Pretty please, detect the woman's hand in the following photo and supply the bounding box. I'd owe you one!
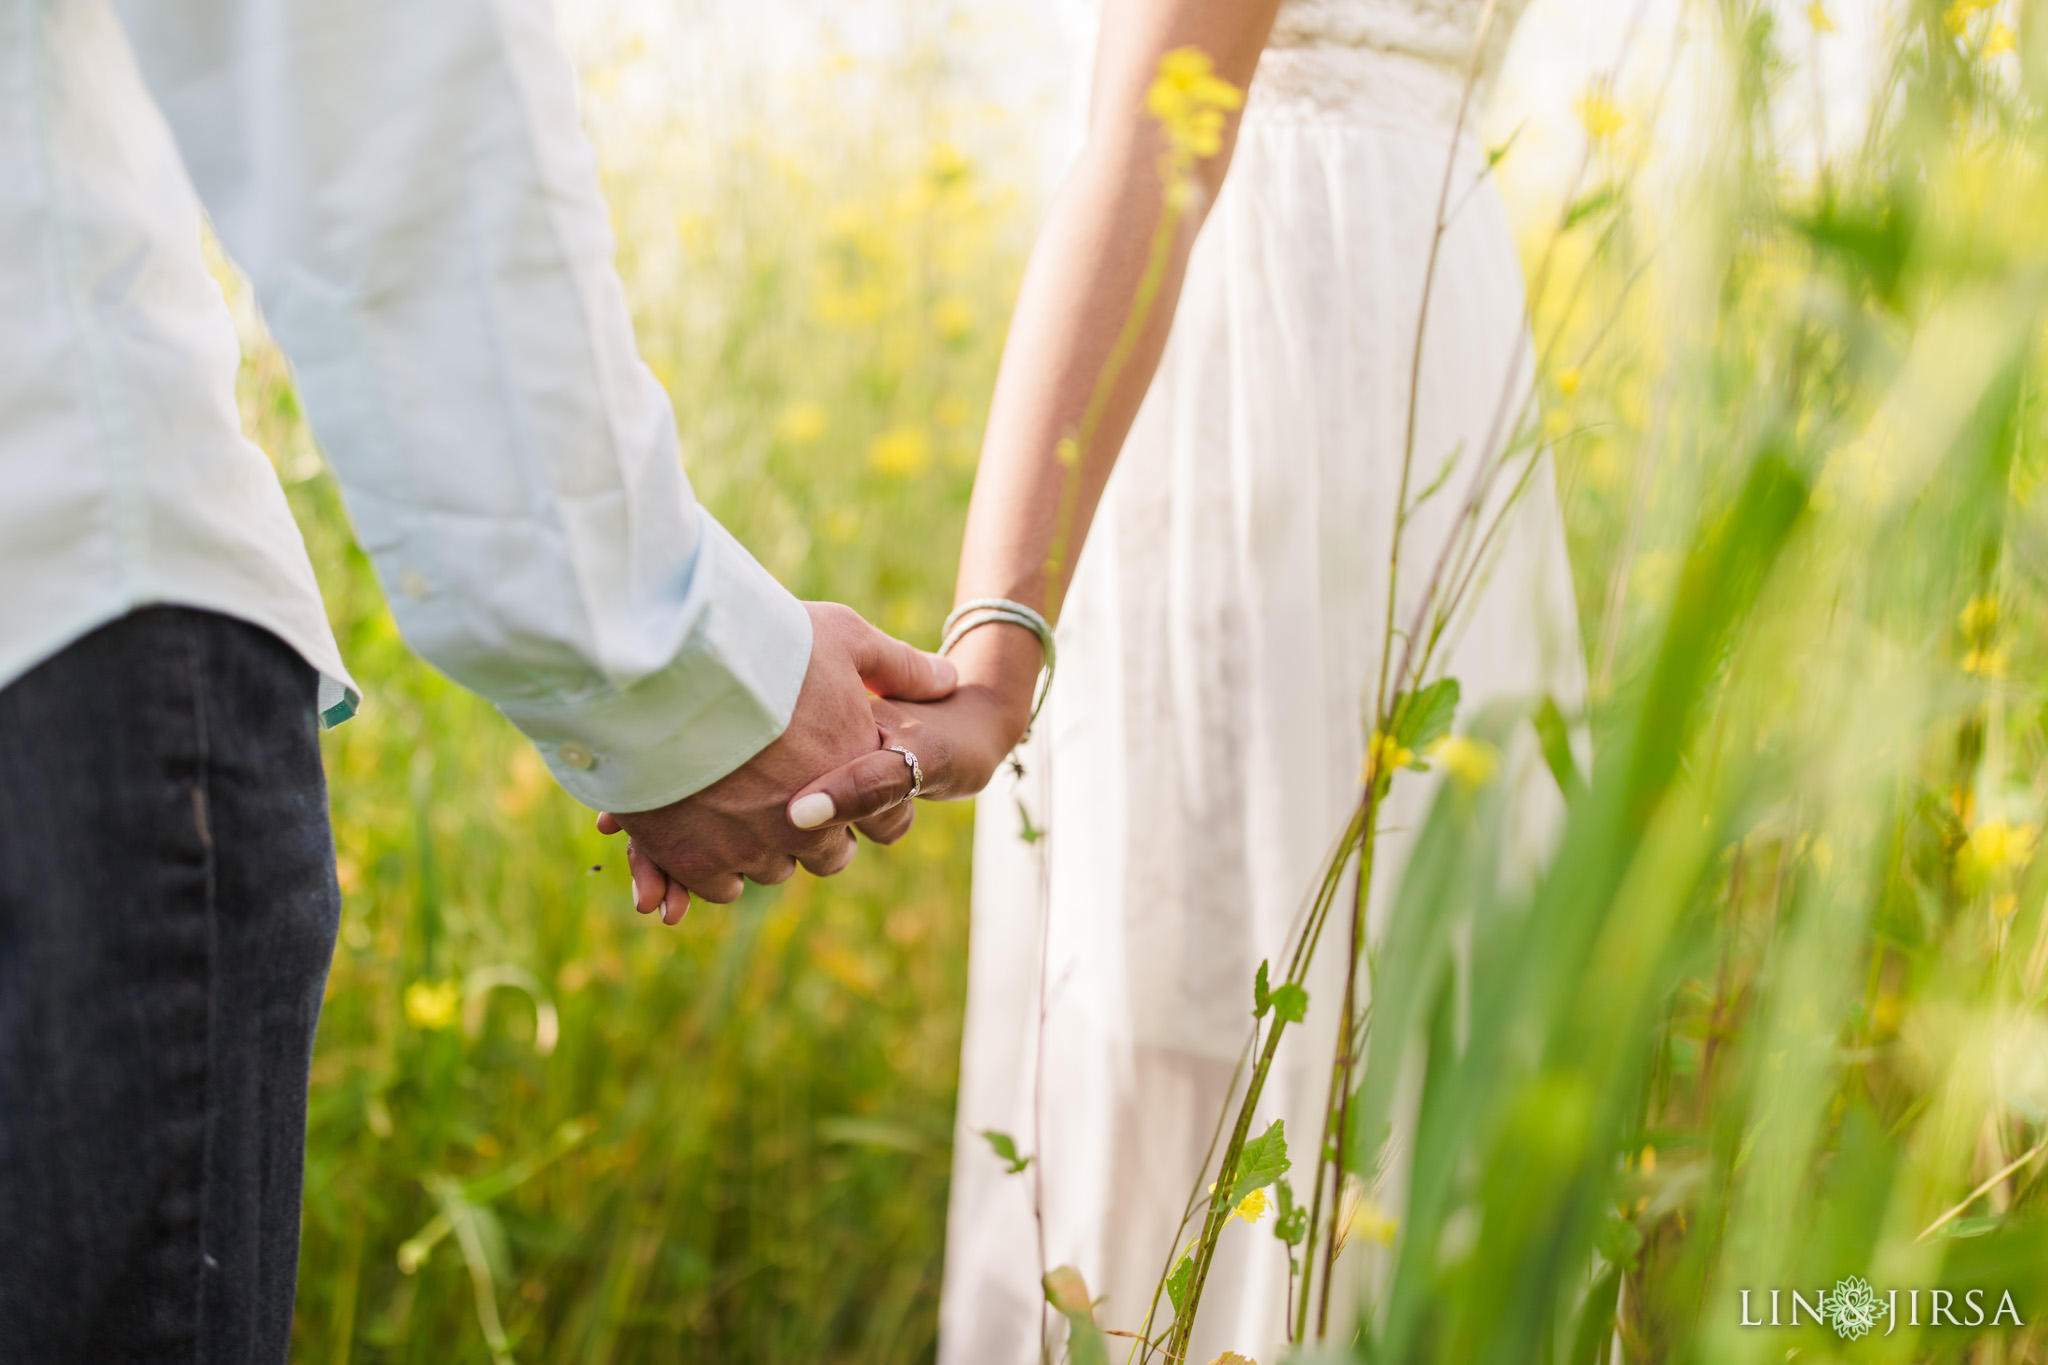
[785,621,1044,833]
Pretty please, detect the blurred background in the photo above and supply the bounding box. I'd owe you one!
[240,0,2048,1360]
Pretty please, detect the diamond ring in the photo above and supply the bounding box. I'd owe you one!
[886,744,925,799]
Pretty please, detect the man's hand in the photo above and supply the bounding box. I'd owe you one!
[779,617,1043,835]
[595,603,956,924]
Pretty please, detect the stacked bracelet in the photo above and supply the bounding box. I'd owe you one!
[940,597,1057,732]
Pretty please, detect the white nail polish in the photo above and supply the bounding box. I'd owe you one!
[790,792,836,829]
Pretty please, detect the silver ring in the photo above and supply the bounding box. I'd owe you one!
[886,744,925,799]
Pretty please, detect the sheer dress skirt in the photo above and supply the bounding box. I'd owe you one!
[938,52,1585,1363]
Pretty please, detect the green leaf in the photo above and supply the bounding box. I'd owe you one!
[1403,441,1465,520]
[981,1129,1033,1175]
[1486,122,1524,169]
[1252,960,1271,1019]
[1272,1178,1309,1248]
[1562,182,1619,229]
[1594,1211,1644,1271]
[1533,695,1585,801]
[1568,1265,1623,1365]
[1016,799,1044,845]
[1229,1120,1293,1204]
[1044,1266,1111,1365]
[1269,983,1309,1025]
[1391,678,1462,759]
[1166,1253,1194,1318]
[1944,1215,2005,1239]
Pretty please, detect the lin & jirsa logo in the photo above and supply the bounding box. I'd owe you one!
[1740,1277,2024,1339]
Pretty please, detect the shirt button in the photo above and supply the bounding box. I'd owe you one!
[558,742,595,771]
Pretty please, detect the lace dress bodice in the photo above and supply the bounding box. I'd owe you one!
[1250,0,1530,129]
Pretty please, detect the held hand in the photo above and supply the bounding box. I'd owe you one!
[783,619,1042,833]
[595,602,957,924]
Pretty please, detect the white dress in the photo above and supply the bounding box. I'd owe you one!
[938,1,1584,1359]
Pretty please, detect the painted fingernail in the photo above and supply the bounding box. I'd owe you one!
[790,792,836,829]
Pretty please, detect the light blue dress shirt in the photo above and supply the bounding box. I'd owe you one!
[0,0,814,811]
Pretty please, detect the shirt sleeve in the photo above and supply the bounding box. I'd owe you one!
[107,0,813,812]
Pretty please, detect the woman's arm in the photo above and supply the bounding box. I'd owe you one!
[776,1,1285,837]
[944,0,1283,746]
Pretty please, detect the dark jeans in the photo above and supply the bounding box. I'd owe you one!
[0,608,340,1363]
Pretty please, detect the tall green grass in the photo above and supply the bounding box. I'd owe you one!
[1319,3,2048,1361]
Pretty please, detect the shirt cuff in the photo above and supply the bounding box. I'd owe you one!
[496,519,814,811]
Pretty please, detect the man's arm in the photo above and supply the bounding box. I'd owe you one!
[107,0,823,814]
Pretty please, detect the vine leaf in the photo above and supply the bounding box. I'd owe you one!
[1229,1120,1292,1205]
[1252,960,1271,1019]
[981,1129,1032,1175]
[1268,983,1308,1025]
[1272,1177,1309,1248]
[1392,678,1461,760]
[1166,1253,1194,1319]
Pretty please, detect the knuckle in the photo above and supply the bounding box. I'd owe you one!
[855,761,906,810]
[817,602,860,638]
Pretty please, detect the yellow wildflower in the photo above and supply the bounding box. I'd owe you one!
[404,980,462,1031]
[1555,367,1583,398]
[823,508,861,544]
[1962,645,2009,677]
[926,140,972,194]
[868,427,932,478]
[1574,88,1626,143]
[1807,1,1835,31]
[1962,819,2037,886]
[1945,0,1992,34]
[1365,731,1414,781]
[931,295,976,342]
[934,394,973,429]
[1986,23,2017,54]
[1147,48,1245,163]
[1960,594,1999,637]
[1545,408,1574,440]
[1349,1196,1399,1247]
[1431,735,1501,788]
[1230,1188,1270,1226]
[775,402,828,445]
[1204,1355,1257,1365]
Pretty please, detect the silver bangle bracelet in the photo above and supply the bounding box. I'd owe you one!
[939,597,1057,732]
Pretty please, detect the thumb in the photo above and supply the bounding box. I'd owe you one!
[846,618,958,701]
[787,746,921,832]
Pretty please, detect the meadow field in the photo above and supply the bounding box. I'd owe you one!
[244,1,2048,1361]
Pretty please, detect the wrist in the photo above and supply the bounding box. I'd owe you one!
[943,623,1042,743]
